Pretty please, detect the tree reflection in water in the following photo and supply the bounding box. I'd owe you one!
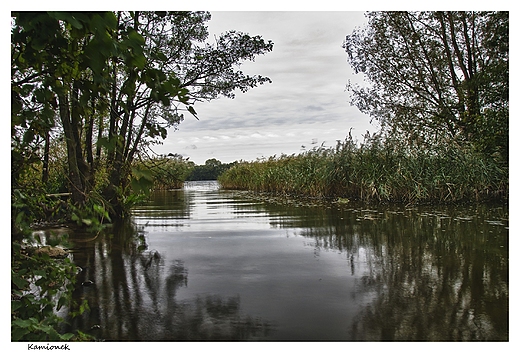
[65,220,273,341]
[259,200,508,341]
[346,209,508,341]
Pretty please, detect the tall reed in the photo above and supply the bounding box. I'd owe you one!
[218,135,508,204]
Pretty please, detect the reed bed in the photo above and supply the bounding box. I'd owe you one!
[218,136,508,205]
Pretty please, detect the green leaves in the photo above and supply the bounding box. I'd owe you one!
[48,12,85,30]
[131,166,154,195]
[96,136,119,152]
[12,316,75,341]
[132,166,153,180]
[133,155,195,190]
[120,29,146,69]
[69,197,112,231]
[343,11,508,160]
[145,122,167,139]
[11,270,29,290]
[11,235,81,341]
[187,105,198,118]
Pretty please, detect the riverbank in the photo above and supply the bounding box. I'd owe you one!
[218,137,508,205]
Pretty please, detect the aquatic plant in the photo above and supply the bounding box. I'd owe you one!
[218,134,508,205]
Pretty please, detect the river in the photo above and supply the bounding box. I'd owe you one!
[59,180,508,341]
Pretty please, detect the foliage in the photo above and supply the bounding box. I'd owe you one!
[12,12,118,206]
[68,194,112,233]
[343,11,508,161]
[11,186,109,342]
[11,188,100,341]
[11,238,90,341]
[11,189,67,238]
[218,133,508,205]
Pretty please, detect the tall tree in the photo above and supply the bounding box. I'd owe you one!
[343,11,508,159]
[101,12,273,216]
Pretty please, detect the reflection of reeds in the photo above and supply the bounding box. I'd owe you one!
[219,135,508,205]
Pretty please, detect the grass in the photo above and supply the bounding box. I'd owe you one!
[218,135,508,205]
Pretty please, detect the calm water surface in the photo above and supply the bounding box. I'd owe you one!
[63,181,508,341]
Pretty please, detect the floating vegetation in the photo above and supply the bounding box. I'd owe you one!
[485,220,505,226]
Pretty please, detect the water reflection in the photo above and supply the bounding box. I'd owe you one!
[236,196,508,341]
[58,181,507,341]
[64,220,272,341]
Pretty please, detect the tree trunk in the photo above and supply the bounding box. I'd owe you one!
[71,84,92,190]
[102,11,141,219]
[58,90,86,205]
[84,103,95,182]
[42,130,50,184]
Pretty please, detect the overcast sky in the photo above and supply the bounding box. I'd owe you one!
[154,11,378,164]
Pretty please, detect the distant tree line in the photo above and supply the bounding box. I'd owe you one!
[186,158,237,181]
[133,156,236,189]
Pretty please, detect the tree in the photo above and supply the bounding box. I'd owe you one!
[12,11,273,218]
[12,12,134,206]
[343,11,508,160]
[101,12,273,216]
[187,159,235,180]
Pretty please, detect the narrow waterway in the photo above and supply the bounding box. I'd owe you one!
[61,180,508,341]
